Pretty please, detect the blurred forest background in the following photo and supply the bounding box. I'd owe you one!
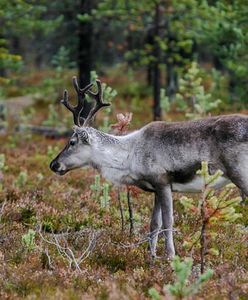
[0,1,248,300]
[1,0,248,123]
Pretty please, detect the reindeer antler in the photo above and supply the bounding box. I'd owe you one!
[84,79,111,126]
[61,77,110,127]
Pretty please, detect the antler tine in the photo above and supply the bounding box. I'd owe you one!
[72,76,93,107]
[61,90,74,112]
[61,76,94,127]
[84,79,111,126]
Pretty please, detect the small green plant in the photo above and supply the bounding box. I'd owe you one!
[0,153,6,191]
[0,153,5,171]
[0,100,7,130]
[148,287,161,300]
[180,161,242,272]
[90,175,102,200]
[42,104,61,127]
[160,88,170,114]
[36,173,44,182]
[51,46,75,72]
[100,183,111,209]
[7,134,20,148]
[21,229,36,252]
[34,46,75,104]
[20,107,36,125]
[149,256,213,299]
[166,256,213,299]
[175,62,221,119]
[14,170,28,188]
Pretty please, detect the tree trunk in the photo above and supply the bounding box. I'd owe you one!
[166,62,178,100]
[78,0,92,87]
[153,4,162,121]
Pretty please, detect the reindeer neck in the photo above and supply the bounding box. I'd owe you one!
[89,128,138,184]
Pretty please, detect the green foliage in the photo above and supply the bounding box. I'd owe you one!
[51,46,75,72]
[148,287,161,300]
[47,145,60,161]
[33,46,74,106]
[0,153,6,191]
[88,0,196,72]
[0,0,62,79]
[90,175,102,200]
[42,104,60,127]
[20,208,36,225]
[100,183,111,209]
[0,153,5,171]
[90,175,111,209]
[165,256,213,299]
[90,71,117,131]
[14,170,28,188]
[180,161,242,256]
[20,107,36,125]
[195,0,248,102]
[21,229,36,252]
[175,62,221,118]
[160,88,170,113]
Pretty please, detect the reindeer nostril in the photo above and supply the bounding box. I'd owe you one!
[50,160,61,172]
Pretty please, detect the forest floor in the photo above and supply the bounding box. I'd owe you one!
[0,70,247,299]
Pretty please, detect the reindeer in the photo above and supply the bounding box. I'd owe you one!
[50,77,248,258]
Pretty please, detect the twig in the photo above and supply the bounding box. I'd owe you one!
[112,228,178,249]
[37,226,100,272]
[0,200,6,223]
[200,186,209,274]
[117,187,125,231]
[127,187,134,236]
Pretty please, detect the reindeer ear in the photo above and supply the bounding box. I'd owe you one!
[73,126,90,144]
[79,130,89,143]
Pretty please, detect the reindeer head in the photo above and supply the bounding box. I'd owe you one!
[50,77,110,175]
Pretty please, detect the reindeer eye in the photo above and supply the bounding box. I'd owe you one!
[70,140,76,146]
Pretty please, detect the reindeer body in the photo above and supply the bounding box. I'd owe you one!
[50,77,248,258]
[85,115,248,192]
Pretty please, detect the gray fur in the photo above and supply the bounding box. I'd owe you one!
[50,114,248,258]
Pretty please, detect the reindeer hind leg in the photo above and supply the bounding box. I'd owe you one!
[223,152,248,204]
[149,194,162,257]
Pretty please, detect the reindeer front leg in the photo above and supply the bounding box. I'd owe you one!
[149,194,162,257]
[156,185,175,259]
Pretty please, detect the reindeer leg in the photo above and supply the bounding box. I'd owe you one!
[149,194,162,257]
[224,161,248,205]
[156,185,175,259]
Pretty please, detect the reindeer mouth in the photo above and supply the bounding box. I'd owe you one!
[56,170,67,176]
